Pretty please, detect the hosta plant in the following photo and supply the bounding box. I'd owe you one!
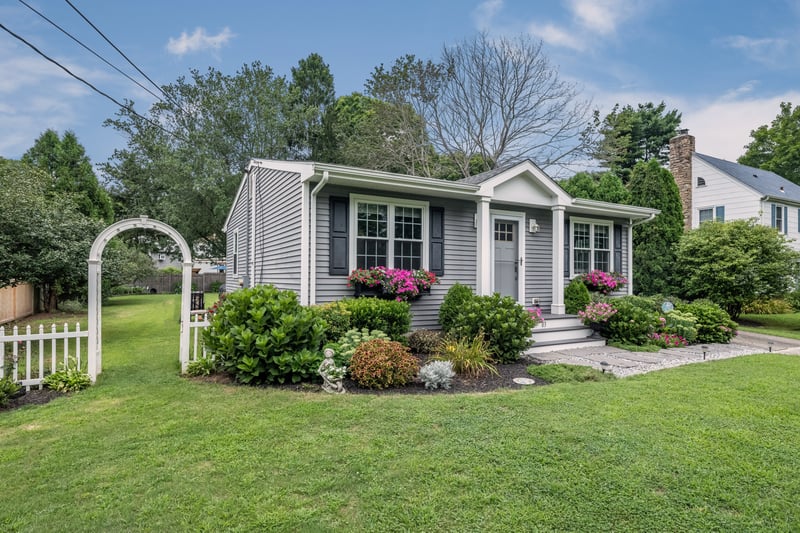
[43,367,92,392]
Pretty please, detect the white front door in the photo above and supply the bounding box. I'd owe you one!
[494,220,518,300]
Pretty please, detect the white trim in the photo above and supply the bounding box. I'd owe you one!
[490,210,526,305]
[300,180,310,305]
[232,230,239,275]
[626,220,634,295]
[569,217,613,278]
[476,198,492,295]
[551,206,565,314]
[348,194,429,271]
[308,172,330,305]
[249,172,256,288]
[476,161,572,204]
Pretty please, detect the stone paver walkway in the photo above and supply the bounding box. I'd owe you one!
[525,330,800,377]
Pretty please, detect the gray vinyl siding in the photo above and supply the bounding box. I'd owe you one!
[523,207,553,311]
[314,185,477,328]
[252,167,303,292]
[225,174,250,293]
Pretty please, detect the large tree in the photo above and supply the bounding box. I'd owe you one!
[738,102,800,185]
[628,159,684,296]
[675,219,800,318]
[592,102,681,182]
[287,53,337,161]
[22,129,114,222]
[558,171,631,204]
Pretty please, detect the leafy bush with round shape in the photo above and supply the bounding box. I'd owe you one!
[43,368,92,392]
[439,283,474,333]
[312,301,352,345]
[418,360,456,390]
[203,284,325,384]
[339,297,410,340]
[0,376,21,407]
[186,357,218,377]
[675,300,737,344]
[565,277,591,314]
[349,339,419,389]
[661,310,698,343]
[605,296,660,345]
[407,329,442,355]
[449,294,535,363]
[786,290,800,311]
[434,334,498,377]
[742,298,794,315]
[327,328,389,366]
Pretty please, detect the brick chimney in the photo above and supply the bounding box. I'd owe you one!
[669,131,695,231]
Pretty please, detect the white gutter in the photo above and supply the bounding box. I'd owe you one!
[631,212,657,226]
[308,170,329,305]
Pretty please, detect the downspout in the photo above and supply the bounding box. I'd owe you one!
[309,170,330,305]
[248,168,256,287]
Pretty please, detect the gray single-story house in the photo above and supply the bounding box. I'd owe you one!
[222,159,659,328]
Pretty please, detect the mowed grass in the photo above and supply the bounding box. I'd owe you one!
[739,312,800,340]
[1,295,799,531]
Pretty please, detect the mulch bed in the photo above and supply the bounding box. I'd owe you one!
[1,388,66,412]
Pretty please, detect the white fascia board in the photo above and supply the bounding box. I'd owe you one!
[476,161,572,203]
[762,195,800,208]
[571,198,660,221]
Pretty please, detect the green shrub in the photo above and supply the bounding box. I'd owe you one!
[439,283,474,332]
[160,266,181,274]
[605,296,660,345]
[339,298,410,340]
[407,329,442,355]
[742,298,794,315]
[418,361,456,390]
[349,339,419,389]
[58,299,85,313]
[675,300,737,343]
[0,376,21,407]
[312,301,352,345]
[186,357,218,377]
[662,310,698,343]
[328,328,389,366]
[434,334,498,377]
[43,368,92,392]
[786,290,800,311]
[565,277,591,314]
[110,285,148,296]
[526,363,615,383]
[210,280,224,293]
[449,294,535,363]
[203,284,325,384]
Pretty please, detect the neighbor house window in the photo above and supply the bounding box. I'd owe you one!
[352,195,427,270]
[698,206,724,224]
[571,219,611,276]
[772,204,787,234]
[232,230,239,275]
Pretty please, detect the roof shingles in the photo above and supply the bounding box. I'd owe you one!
[695,152,800,202]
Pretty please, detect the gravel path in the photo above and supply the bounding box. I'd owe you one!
[526,330,800,377]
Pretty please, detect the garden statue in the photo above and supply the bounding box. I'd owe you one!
[318,348,346,394]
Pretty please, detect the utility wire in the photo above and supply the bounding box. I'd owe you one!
[18,0,165,104]
[0,22,185,142]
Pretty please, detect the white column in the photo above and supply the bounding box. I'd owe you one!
[551,206,566,314]
[179,262,192,373]
[627,220,634,295]
[475,198,492,295]
[87,259,100,381]
[300,180,310,305]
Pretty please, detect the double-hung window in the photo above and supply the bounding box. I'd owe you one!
[698,206,725,224]
[352,195,427,270]
[571,219,611,276]
[772,204,787,234]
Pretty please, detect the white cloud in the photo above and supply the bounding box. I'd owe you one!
[569,0,626,35]
[719,35,791,66]
[166,27,235,57]
[528,22,585,51]
[472,0,504,31]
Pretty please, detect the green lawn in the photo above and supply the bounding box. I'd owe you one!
[2,295,799,531]
[738,312,800,340]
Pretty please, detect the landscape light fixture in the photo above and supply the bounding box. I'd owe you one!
[701,345,709,360]
[768,341,774,353]
[600,361,609,373]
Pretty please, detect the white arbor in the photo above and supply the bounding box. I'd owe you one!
[87,216,193,380]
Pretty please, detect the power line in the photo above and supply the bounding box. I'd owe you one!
[18,0,165,104]
[0,22,185,142]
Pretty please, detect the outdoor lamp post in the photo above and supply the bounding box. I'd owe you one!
[701,345,709,360]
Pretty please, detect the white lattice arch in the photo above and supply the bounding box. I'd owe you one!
[87,216,193,381]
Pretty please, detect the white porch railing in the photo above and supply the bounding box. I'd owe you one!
[188,310,212,362]
[0,323,88,390]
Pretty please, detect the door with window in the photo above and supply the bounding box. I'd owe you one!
[494,220,518,300]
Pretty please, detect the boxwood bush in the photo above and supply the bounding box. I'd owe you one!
[340,297,410,340]
[564,277,591,314]
[439,283,474,332]
[203,285,325,384]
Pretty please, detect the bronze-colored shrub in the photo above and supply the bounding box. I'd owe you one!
[349,339,419,389]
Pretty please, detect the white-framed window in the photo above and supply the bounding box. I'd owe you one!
[698,206,724,224]
[772,204,786,234]
[350,194,428,270]
[232,230,239,275]
[570,218,612,276]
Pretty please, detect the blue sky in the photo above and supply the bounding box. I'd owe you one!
[1,0,799,176]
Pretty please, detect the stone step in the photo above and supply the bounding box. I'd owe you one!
[531,325,595,343]
[526,337,607,354]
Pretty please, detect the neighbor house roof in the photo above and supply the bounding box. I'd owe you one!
[695,152,800,202]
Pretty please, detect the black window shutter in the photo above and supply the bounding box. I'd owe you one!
[329,196,349,276]
[614,224,623,273]
[563,219,570,278]
[429,206,445,276]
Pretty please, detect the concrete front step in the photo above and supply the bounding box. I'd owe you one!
[531,325,594,343]
[527,336,607,354]
[528,314,605,353]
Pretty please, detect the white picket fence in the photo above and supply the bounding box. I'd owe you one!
[0,323,88,390]
[188,310,212,362]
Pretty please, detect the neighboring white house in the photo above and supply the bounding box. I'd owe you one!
[670,132,800,250]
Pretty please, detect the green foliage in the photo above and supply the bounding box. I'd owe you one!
[210,281,224,293]
[186,357,218,377]
[738,102,800,185]
[565,277,592,314]
[785,290,800,311]
[449,294,535,363]
[407,329,442,355]
[526,363,615,383]
[559,171,631,204]
[287,53,336,161]
[674,219,800,318]
[58,299,85,313]
[439,283,474,333]
[110,285,148,296]
[101,238,157,297]
[675,300,737,344]
[434,334,498,377]
[0,376,21,407]
[418,361,456,390]
[203,285,325,384]
[662,310,698,344]
[159,266,182,274]
[328,328,389,367]
[605,296,660,345]
[43,367,92,392]
[312,301,352,345]
[629,159,684,296]
[349,339,419,389]
[339,297,410,340]
[742,298,794,315]
[592,101,681,181]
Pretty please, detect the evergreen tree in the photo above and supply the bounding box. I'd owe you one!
[287,53,336,161]
[628,159,683,295]
[558,171,631,204]
[738,102,800,185]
